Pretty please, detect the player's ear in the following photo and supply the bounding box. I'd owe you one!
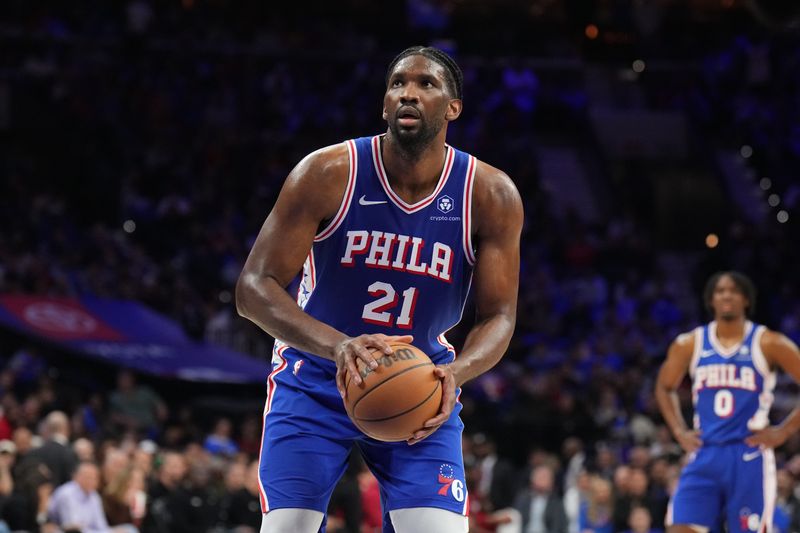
[445,99,462,121]
[382,106,388,121]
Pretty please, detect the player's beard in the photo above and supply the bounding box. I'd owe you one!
[388,113,445,161]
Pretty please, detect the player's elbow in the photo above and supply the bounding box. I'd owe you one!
[234,271,256,319]
[653,379,675,397]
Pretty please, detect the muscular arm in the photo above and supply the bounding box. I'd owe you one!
[236,144,405,388]
[236,144,351,358]
[450,162,523,386]
[655,331,702,452]
[745,331,800,448]
[409,161,523,445]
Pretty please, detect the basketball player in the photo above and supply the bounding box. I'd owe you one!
[655,271,800,533]
[236,46,522,533]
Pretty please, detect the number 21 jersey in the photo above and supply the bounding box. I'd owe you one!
[294,135,476,359]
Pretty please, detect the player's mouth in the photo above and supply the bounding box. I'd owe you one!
[397,106,421,127]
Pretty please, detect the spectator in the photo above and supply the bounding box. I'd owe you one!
[617,467,667,531]
[474,433,521,511]
[0,440,17,500]
[513,464,568,533]
[222,459,262,532]
[236,416,262,457]
[108,371,167,439]
[621,505,661,533]
[203,417,239,457]
[102,466,144,530]
[101,448,130,488]
[165,462,219,533]
[564,470,591,533]
[24,411,78,487]
[141,451,186,533]
[132,440,157,479]
[2,461,55,532]
[73,437,96,463]
[47,461,111,533]
[578,476,613,533]
[774,469,800,533]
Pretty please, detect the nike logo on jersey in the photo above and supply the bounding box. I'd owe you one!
[742,450,762,462]
[359,195,388,206]
[700,349,716,358]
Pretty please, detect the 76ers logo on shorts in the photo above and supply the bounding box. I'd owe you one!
[437,464,465,502]
[738,509,759,531]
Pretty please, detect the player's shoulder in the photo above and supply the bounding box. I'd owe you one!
[760,327,798,351]
[293,142,351,182]
[472,158,518,196]
[671,328,698,353]
[470,157,522,220]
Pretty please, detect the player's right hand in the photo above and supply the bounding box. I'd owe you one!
[675,429,702,453]
[333,334,413,399]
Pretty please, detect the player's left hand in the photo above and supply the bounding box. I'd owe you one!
[407,364,456,446]
[745,425,790,448]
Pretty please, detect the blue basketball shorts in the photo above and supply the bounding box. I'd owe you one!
[668,442,776,532]
[256,344,469,527]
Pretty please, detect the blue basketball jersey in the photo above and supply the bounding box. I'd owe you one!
[257,134,475,526]
[689,321,775,444]
[291,134,476,358]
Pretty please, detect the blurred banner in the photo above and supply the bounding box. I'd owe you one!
[0,294,269,383]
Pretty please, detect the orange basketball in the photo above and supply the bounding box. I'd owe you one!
[344,342,442,442]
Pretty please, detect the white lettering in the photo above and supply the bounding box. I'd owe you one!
[405,237,428,274]
[341,231,370,266]
[342,230,454,281]
[427,242,452,282]
[391,235,411,269]
[741,367,755,390]
[694,364,758,392]
[365,231,396,268]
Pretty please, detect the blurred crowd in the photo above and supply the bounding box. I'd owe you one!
[0,364,264,532]
[2,0,800,532]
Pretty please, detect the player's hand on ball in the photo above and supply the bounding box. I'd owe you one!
[675,429,702,453]
[334,334,413,398]
[745,425,789,448]
[407,364,456,446]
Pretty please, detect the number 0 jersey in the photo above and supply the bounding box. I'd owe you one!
[689,321,775,444]
[291,135,477,359]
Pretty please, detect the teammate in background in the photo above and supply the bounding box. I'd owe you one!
[655,271,800,533]
[236,46,523,533]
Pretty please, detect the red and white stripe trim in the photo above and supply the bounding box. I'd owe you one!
[437,334,456,353]
[308,249,316,287]
[760,447,776,533]
[462,155,477,265]
[371,135,455,214]
[257,343,289,513]
[315,140,358,242]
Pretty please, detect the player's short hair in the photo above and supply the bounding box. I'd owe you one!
[703,270,757,317]
[386,46,464,100]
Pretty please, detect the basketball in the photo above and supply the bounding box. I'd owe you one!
[344,342,443,442]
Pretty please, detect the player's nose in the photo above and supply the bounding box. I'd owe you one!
[399,85,420,102]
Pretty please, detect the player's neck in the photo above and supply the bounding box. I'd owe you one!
[715,315,747,342]
[381,132,448,202]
